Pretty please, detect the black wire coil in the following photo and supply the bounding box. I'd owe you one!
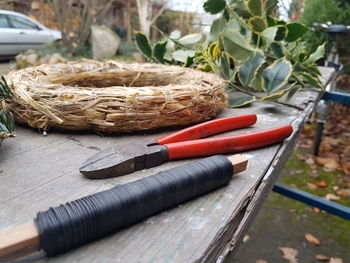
[35,155,233,257]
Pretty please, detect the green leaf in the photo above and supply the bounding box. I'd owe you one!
[172,49,196,63]
[231,1,251,18]
[266,0,278,15]
[198,63,213,72]
[169,30,181,39]
[250,71,264,91]
[0,76,12,99]
[209,17,227,42]
[261,27,278,47]
[203,0,226,14]
[164,39,175,61]
[267,17,286,27]
[275,25,288,41]
[248,16,267,33]
[270,42,284,58]
[303,64,321,76]
[239,52,265,87]
[260,85,294,101]
[0,110,15,135]
[286,85,302,101]
[226,19,241,31]
[184,55,195,67]
[223,7,230,21]
[247,0,263,16]
[153,41,167,63]
[178,33,202,46]
[221,28,255,61]
[208,41,220,60]
[285,23,308,42]
[262,58,292,93]
[299,72,324,90]
[228,95,256,107]
[220,51,231,79]
[134,31,152,59]
[305,44,325,64]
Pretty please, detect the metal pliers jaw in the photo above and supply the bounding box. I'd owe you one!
[79,143,169,179]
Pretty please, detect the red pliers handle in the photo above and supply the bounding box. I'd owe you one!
[156,114,257,144]
[164,125,293,159]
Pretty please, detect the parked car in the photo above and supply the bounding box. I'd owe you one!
[0,10,61,57]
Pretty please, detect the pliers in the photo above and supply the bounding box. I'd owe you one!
[80,114,293,179]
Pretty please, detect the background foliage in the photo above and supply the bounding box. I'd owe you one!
[135,0,325,107]
[301,0,350,73]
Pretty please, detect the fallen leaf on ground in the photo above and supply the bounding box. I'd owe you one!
[305,156,316,165]
[336,189,350,197]
[307,183,317,190]
[341,161,350,175]
[315,181,327,188]
[315,157,340,172]
[330,258,342,263]
[324,137,341,146]
[296,154,307,161]
[315,254,329,261]
[256,260,268,263]
[313,207,320,213]
[324,193,340,201]
[279,247,298,263]
[305,233,321,245]
[243,235,250,243]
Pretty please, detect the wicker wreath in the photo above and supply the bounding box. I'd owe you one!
[3,60,227,133]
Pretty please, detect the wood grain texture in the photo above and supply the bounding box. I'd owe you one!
[0,69,331,262]
[0,222,39,260]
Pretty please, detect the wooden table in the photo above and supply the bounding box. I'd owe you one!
[0,69,333,263]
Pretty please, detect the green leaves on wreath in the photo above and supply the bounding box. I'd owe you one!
[0,76,12,99]
[0,76,15,141]
[0,110,15,135]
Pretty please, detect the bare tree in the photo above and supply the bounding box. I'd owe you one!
[136,0,166,38]
[47,0,113,48]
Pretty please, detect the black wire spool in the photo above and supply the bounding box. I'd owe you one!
[35,155,234,257]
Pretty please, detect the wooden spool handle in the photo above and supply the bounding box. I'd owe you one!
[0,154,248,260]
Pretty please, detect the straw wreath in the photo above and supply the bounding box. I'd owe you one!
[2,60,227,133]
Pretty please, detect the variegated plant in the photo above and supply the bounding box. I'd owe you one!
[135,0,325,107]
[0,76,15,143]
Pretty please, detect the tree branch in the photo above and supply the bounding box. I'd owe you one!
[151,5,166,25]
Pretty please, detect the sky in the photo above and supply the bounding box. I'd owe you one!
[167,0,205,13]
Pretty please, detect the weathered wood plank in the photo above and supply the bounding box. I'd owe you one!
[0,83,323,262]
